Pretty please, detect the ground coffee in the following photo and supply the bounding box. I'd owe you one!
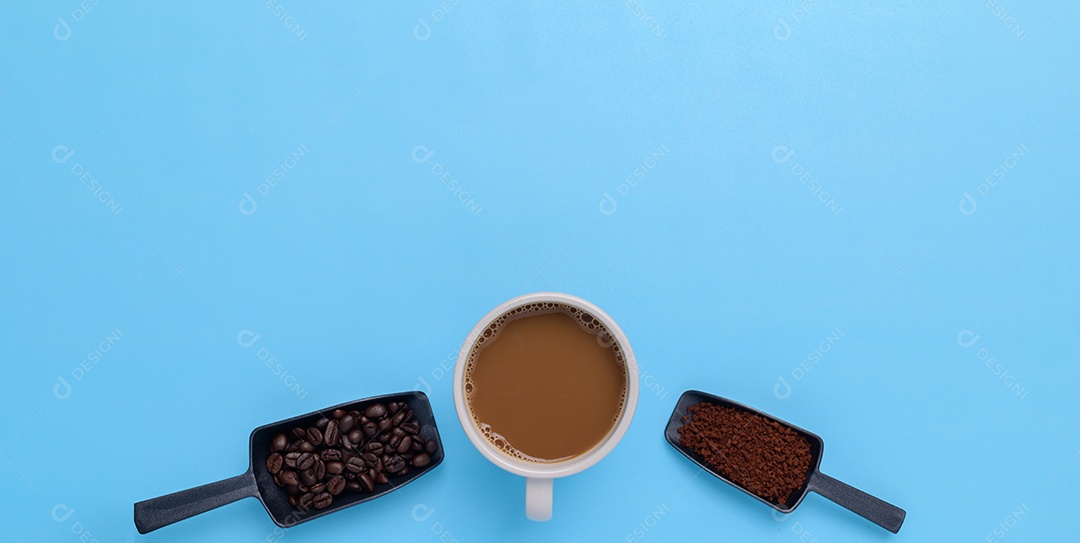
[677,402,812,505]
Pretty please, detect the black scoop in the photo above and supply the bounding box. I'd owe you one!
[134,391,444,534]
[665,390,905,533]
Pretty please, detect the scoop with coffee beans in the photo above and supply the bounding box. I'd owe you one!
[134,392,443,534]
[266,401,438,511]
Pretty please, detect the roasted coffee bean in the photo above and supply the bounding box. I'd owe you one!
[266,453,284,474]
[289,494,298,507]
[372,470,388,484]
[396,436,413,454]
[313,492,333,509]
[296,452,315,471]
[389,434,402,448]
[299,441,316,453]
[400,466,409,476]
[361,452,378,466]
[400,421,420,435]
[338,415,357,434]
[346,480,362,492]
[324,421,339,447]
[378,419,393,432]
[327,475,345,496]
[272,433,289,452]
[363,422,378,438]
[306,427,323,445]
[377,432,391,444]
[411,453,431,468]
[391,411,407,427]
[287,453,304,470]
[291,427,307,440]
[364,403,387,419]
[392,427,406,438]
[345,457,365,473]
[321,449,342,462]
[365,442,384,455]
[358,472,375,492]
[333,409,347,419]
[325,461,344,475]
[286,440,302,452]
[349,429,364,444]
[301,468,318,487]
[388,402,402,414]
[313,460,325,480]
[411,440,424,453]
[315,417,329,430]
[309,482,326,495]
[285,452,301,468]
[385,456,406,474]
[298,492,314,510]
[280,470,299,486]
[426,439,438,454]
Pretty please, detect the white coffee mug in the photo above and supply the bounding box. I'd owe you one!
[452,292,639,521]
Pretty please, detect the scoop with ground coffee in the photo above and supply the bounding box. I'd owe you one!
[678,401,812,505]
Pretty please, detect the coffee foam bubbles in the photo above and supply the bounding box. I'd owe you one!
[463,302,628,463]
[476,423,572,463]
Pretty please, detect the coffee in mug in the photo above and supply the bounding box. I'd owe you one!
[463,302,628,463]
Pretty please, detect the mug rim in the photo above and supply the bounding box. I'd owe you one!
[452,292,639,479]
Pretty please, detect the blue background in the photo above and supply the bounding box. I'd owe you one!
[2,2,1077,541]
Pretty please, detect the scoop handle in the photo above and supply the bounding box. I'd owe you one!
[807,471,905,533]
[134,471,259,534]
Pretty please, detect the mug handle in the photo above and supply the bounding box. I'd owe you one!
[525,477,553,521]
